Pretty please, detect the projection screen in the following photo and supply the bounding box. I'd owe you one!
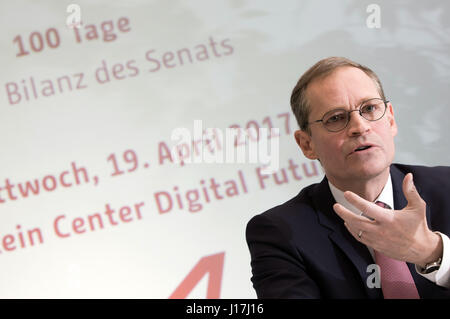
[1,0,449,298]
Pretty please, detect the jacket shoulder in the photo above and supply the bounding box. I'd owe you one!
[261,182,318,214]
[246,181,322,235]
[392,163,450,188]
[393,163,450,175]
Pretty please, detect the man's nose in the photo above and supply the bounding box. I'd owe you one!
[346,110,370,136]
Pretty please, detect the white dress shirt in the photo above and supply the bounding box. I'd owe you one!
[328,174,450,288]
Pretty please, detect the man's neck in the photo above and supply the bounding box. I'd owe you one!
[327,169,390,202]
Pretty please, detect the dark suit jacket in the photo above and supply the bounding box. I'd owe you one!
[246,164,450,298]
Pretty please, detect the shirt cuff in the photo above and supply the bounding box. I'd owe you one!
[415,232,450,288]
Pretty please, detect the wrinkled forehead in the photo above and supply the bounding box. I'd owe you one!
[306,66,380,116]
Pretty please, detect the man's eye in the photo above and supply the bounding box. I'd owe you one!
[325,113,346,123]
[362,104,376,113]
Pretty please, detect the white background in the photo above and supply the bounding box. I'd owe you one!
[0,0,449,298]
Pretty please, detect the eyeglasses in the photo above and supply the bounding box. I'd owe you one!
[308,98,389,132]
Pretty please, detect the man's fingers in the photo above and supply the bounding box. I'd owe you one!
[333,203,352,221]
[343,191,391,222]
[336,207,377,244]
[333,203,377,228]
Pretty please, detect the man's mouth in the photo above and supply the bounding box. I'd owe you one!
[349,144,374,156]
[354,145,372,152]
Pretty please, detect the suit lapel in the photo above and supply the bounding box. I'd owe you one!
[390,165,407,211]
[310,177,382,298]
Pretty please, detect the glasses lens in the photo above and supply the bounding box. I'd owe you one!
[360,99,386,121]
[323,109,348,132]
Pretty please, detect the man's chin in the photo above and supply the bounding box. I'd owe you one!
[350,164,390,181]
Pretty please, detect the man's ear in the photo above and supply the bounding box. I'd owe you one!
[294,129,319,160]
[386,102,398,137]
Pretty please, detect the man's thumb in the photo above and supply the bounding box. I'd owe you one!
[402,173,424,207]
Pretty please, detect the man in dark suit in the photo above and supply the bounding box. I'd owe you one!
[246,57,450,298]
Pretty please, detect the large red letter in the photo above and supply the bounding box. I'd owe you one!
[169,252,225,299]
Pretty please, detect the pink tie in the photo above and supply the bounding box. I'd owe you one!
[373,201,420,299]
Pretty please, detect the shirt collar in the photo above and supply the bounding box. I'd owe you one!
[328,174,394,215]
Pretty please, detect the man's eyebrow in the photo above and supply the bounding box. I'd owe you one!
[327,97,377,110]
[359,97,379,103]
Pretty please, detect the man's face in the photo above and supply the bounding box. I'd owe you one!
[295,66,398,187]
